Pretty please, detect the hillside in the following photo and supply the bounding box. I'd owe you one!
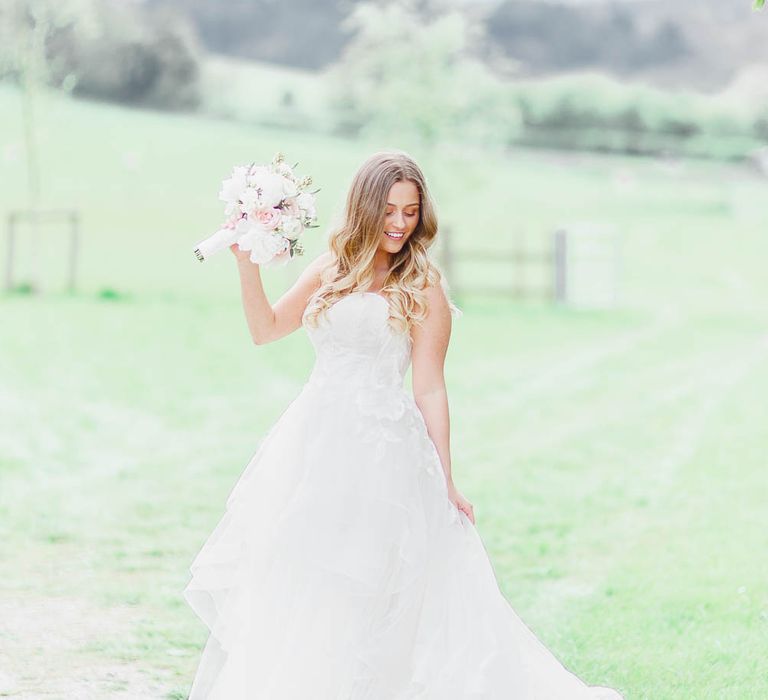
[149,0,768,92]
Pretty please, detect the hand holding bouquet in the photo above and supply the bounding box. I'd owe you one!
[193,152,319,266]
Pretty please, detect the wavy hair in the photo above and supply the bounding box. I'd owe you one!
[304,150,460,336]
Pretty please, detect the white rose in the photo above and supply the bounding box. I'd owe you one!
[247,165,270,187]
[281,175,298,198]
[269,244,292,268]
[280,215,304,240]
[239,187,261,214]
[258,173,286,208]
[296,192,317,220]
[281,198,300,219]
[234,216,263,238]
[219,166,248,207]
[237,224,289,264]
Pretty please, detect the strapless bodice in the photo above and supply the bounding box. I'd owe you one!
[302,292,412,391]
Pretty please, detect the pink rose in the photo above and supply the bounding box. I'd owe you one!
[253,207,281,230]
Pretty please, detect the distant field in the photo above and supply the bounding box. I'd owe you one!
[1,84,767,698]
[199,55,334,132]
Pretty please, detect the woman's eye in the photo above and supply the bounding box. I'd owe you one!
[385,210,419,218]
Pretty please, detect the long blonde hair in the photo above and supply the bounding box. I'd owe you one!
[304,150,460,335]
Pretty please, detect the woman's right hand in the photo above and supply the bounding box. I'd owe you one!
[230,242,255,264]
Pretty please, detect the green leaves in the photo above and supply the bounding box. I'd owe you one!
[755,0,765,9]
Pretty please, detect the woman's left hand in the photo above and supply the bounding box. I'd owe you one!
[447,482,475,524]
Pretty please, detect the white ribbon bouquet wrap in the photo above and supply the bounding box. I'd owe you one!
[193,152,319,266]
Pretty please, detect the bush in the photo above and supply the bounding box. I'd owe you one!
[509,73,765,159]
[45,1,201,110]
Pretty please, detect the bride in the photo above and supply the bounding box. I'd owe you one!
[184,150,624,699]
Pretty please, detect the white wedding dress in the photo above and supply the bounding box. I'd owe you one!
[184,291,623,699]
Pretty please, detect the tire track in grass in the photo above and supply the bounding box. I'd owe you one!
[524,330,768,632]
[558,333,768,698]
[516,336,761,462]
[460,311,676,418]
[518,334,766,698]
[500,313,677,407]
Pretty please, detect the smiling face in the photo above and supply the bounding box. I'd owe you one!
[380,180,420,254]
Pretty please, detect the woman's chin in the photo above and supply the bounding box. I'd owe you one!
[381,235,408,251]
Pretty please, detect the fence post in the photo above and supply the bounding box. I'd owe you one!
[68,211,79,293]
[553,228,567,303]
[5,213,16,292]
[513,231,526,299]
[440,224,458,298]
[5,209,80,294]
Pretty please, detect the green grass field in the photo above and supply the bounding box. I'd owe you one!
[1,83,767,698]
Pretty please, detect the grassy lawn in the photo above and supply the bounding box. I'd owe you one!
[1,83,767,698]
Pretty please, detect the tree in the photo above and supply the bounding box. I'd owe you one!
[0,0,99,211]
[0,0,200,230]
[327,1,521,150]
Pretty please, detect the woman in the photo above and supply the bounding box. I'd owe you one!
[184,150,623,699]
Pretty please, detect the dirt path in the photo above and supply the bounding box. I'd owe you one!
[0,595,177,699]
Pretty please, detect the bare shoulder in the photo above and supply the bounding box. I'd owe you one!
[411,282,451,347]
[304,250,334,276]
[295,250,334,289]
[423,280,451,319]
[313,249,335,267]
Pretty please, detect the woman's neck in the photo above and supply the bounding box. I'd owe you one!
[373,249,392,273]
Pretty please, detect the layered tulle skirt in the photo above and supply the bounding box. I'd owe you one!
[184,379,623,699]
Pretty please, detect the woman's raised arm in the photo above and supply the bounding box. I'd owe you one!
[231,246,333,345]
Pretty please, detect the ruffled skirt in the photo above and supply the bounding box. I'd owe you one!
[184,380,623,699]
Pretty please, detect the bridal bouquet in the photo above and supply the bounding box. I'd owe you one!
[193,152,319,266]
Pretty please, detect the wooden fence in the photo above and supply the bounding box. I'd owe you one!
[437,224,620,308]
[4,209,81,293]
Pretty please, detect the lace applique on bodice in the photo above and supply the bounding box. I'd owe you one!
[301,292,442,477]
[302,292,412,392]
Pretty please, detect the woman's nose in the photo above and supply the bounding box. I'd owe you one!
[392,212,405,229]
